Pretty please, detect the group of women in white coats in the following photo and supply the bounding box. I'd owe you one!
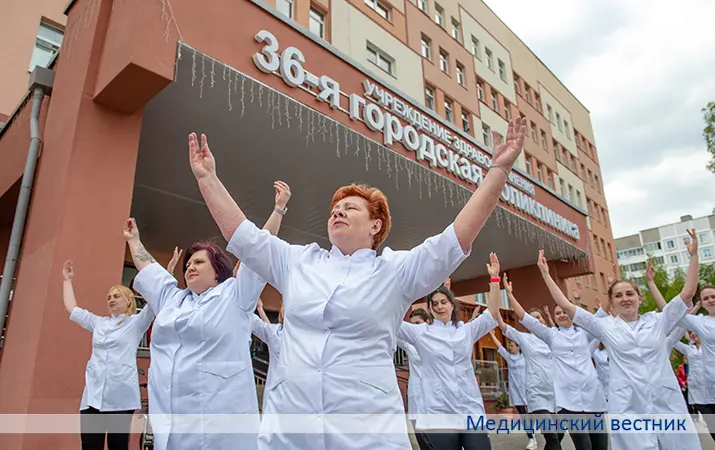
[181,117,527,450]
[540,227,704,450]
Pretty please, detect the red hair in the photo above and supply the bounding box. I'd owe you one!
[330,184,391,250]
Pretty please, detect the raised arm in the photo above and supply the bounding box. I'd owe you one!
[256,299,271,324]
[453,118,526,252]
[189,133,246,240]
[166,247,183,276]
[486,253,502,320]
[543,305,555,328]
[667,326,689,352]
[502,273,526,320]
[123,219,157,272]
[61,260,78,314]
[537,249,577,319]
[680,229,699,305]
[645,260,666,311]
[262,181,291,236]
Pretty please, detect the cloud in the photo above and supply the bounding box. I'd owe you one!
[483,0,715,236]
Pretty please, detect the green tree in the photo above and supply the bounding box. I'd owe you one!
[704,101,715,174]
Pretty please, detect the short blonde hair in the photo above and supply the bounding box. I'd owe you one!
[108,285,137,315]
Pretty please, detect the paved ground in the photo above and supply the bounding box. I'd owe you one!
[489,421,715,449]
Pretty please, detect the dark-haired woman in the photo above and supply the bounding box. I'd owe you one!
[397,253,502,450]
[124,182,291,450]
[539,229,702,450]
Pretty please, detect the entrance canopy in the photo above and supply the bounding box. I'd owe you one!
[130,45,588,282]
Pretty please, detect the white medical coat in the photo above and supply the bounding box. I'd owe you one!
[70,306,154,411]
[251,315,283,412]
[397,311,498,429]
[504,326,555,412]
[227,219,470,450]
[133,262,264,450]
[497,347,526,407]
[573,296,701,450]
[590,346,609,402]
[521,314,607,413]
[396,338,424,421]
[681,315,715,404]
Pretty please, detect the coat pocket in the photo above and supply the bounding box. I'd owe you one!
[199,361,248,379]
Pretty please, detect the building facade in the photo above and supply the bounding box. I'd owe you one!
[0,0,613,448]
[616,212,715,284]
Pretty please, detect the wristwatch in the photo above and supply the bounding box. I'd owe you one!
[274,206,287,216]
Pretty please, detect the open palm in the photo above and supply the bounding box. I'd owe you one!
[188,132,216,180]
[491,118,527,169]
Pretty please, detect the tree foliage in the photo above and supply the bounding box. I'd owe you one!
[704,101,715,174]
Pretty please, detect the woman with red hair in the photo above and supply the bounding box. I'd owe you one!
[187,117,526,450]
[123,182,291,450]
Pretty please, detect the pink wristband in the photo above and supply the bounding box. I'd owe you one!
[490,277,501,283]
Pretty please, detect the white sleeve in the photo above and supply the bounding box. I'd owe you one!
[397,321,425,346]
[661,295,689,336]
[504,325,525,347]
[133,263,184,313]
[573,307,606,341]
[588,338,600,355]
[69,307,99,332]
[497,346,511,363]
[672,341,690,355]
[226,219,305,294]
[681,315,702,334]
[133,305,155,335]
[251,314,274,344]
[520,313,554,347]
[231,263,268,312]
[666,325,688,351]
[393,223,470,304]
[464,309,498,344]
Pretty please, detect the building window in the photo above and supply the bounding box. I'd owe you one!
[666,239,676,249]
[524,84,532,104]
[580,163,586,179]
[594,175,601,193]
[425,86,435,110]
[420,35,432,60]
[491,89,499,111]
[444,98,453,122]
[700,233,711,244]
[535,93,542,113]
[276,0,294,18]
[541,130,547,151]
[554,141,561,161]
[477,80,485,101]
[439,49,449,73]
[608,243,614,261]
[525,156,532,175]
[485,48,494,71]
[670,254,679,264]
[653,256,665,265]
[417,0,428,13]
[456,63,465,86]
[514,74,521,95]
[366,44,394,75]
[594,235,600,255]
[482,123,491,147]
[547,171,555,189]
[30,22,64,71]
[536,163,543,182]
[471,35,481,59]
[451,19,461,41]
[434,3,444,27]
[309,8,325,38]
[559,178,566,197]
[531,122,537,143]
[547,105,554,123]
[504,102,511,121]
[556,112,563,131]
[601,238,607,256]
[568,184,575,203]
[576,191,583,209]
[498,59,507,82]
[703,248,713,259]
[571,156,577,173]
[565,121,572,140]
[461,111,470,132]
[365,0,390,20]
[587,170,593,186]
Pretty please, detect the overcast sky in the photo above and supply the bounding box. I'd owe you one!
[482,0,715,238]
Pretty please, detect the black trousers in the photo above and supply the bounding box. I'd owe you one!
[410,420,436,450]
[556,409,608,450]
[424,431,491,450]
[80,407,134,450]
[693,403,715,442]
[530,409,561,450]
[515,405,534,439]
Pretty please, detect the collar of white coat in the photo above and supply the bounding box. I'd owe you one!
[110,313,128,320]
[431,320,464,329]
[190,284,218,302]
[329,245,376,261]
